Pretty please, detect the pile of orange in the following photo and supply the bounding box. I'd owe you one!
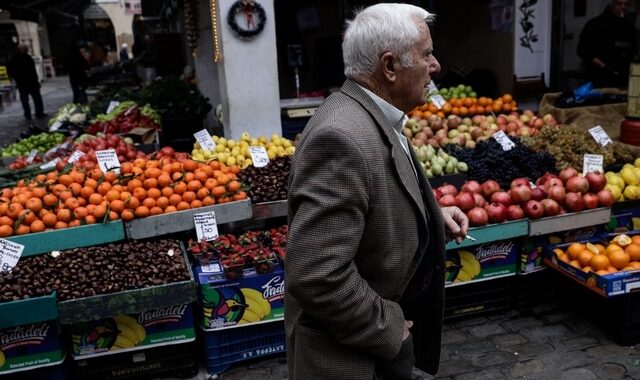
[410,94,518,119]
[0,158,246,237]
[553,235,640,276]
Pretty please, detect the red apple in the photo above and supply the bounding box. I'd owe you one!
[481,180,501,199]
[506,205,525,220]
[582,193,599,209]
[566,176,589,193]
[559,167,579,183]
[540,198,561,217]
[491,191,513,206]
[487,203,508,223]
[596,189,615,207]
[510,185,532,204]
[456,192,476,212]
[565,192,585,212]
[585,171,606,193]
[467,207,489,226]
[461,180,482,194]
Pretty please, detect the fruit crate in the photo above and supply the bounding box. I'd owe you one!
[528,207,611,236]
[445,219,528,250]
[0,320,66,377]
[0,292,57,329]
[123,198,252,239]
[57,243,196,325]
[72,339,199,380]
[203,320,286,376]
[251,200,288,220]
[2,362,67,380]
[445,239,520,287]
[550,269,640,346]
[444,275,516,321]
[7,221,125,257]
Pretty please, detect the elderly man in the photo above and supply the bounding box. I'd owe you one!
[8,45,44,120]
[285,3,468,380]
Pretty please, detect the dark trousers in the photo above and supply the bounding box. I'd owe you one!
[70,81,87,104]
[18,84,44,118]
[374,334,416,379]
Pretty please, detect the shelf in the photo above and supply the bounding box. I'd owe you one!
[57,243,196,324]
[7,221,125,257]
[528,207,611,237]
[0,292,58,329]
[251,200,288,220]
[445,219,528,250]
[124,199,252,240]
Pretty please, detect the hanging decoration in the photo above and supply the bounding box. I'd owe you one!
[184,0,199,57]
[210,0,222,62]
[227,0,267,40]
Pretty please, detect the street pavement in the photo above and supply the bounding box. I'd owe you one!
[2,80,640,380]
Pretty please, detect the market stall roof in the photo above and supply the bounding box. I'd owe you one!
[0,0,91,22]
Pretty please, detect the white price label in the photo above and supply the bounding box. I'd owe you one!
[492,130,516,151]
[95,149,121,173]
[588,125,613,147]
[106,101,120,114]
[49,120,63,132]
[0,239,24,273]
[529,181,537,189]
[39,157,60,170]
[583,154,604,175]
[194,211,219,242]
[249,146,270,168]
[193,129,217,152]
[68,150,86,164]
[430,94,446,110]
[26,149,38,164]
[200,263,222,273]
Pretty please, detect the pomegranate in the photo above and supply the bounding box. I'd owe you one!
[596,189,615,207]
[536,172,558,187]
[585,171,606,193]
[491,191,513,206]
[547,185,566,203]
[530,187,547,201]
[506,205,525,221]
[467,207,489,226]
[559,167,579,183]
[510,178,530,189]
[566,176,589,193]
[473,193,486,208]
[456,192,476,212]
[524,200,544,219]
[481,180,501,199]
[540,198,561,217]
[461,180,482,194]
[438,194,457,207]
[544,178,564,189]
[487,203,508,223]
[565,192,585,212]
[439,184,458,197]
[509,185,532,204]
[582,193,599,209]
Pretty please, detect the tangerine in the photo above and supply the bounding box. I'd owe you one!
[590,254,611,271]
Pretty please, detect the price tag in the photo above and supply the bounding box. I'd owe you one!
[193,129,217,152]
[95,149,121,174]
[583,154,604,175]
[492,130,515,151]
[49,120,63,132]
[68,150,85,164]
[26,149,38,164]
[430,94,446,110]
[106,101,120,114]
[200,263,222,273]
[249,146,270,168]
[193,211,219,242]
[39,157,60,170]
[529,181,537,189]
[588,126,613,147]
[0,239,24,273]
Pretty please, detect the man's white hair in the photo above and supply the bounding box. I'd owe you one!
[342,3,434,80]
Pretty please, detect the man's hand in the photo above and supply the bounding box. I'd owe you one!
[403,320,413,341]
[441,206,469,244]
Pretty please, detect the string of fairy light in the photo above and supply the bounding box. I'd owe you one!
[210,0,221,62]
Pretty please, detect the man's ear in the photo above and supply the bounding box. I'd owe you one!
[380,52,397,82]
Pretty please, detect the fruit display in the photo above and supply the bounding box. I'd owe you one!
[1,133,65,157]
[7,155,43,170]
[187,226,287,279]
[0,158,245,237]
[443,137,556,187]
[48,103,89,127]
[429,84,477,100]
[238,156,290,203]
[436,170,614,226]
[87,102,161,135]
[412,145,468,177]
[0,240,190,302]
[412,93,518,118]
[403,111,557,150]
[191,133,295,169]
[521,124,636,171]
[605,161,640,201]
[56,134,146,171]
[446,250,481,283]
[552,234,640,276]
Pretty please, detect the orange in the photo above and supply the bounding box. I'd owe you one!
[97,182,112,196]
[85,215,97,224]
[187,180,202,192]
[609,250,631,270]
[142,198,156,209]
[173,182,187,195]
[58,174,74,187]
[233,191,248,201]
[204,178,218,190]
[105,190,121,202]
[7,203,24,219]
[42,213,57,227]
[89,193,103,206]
[110,199,125,213]
[30,220,45,233]
[21,211,36,226]
[158,174,172,188]
[164,205,177,213]
[197,188,210,200]
[56,209,72,223]
[568,260,581,269]
[134,206,150,218]
[628,261,640,270]
[15,224,30,235]
[25,198,43,213]
[582,266,593,273]
[74,207,89,219]
[190,200,203,209]
[0,225,13,237]
[127,179,143,192]
[631,235,640,246]
[0,216,12,226]
[183,160,198,172]
[43,194,58,208]
[156,196,169,209]
[120,209,135,221]
[567,243,585,260]
[84,178,98,189]
[147,188,161,200]
[227,180,241,193]
[149,206,163,216]
[182,191,197,203]
[212,186,226,198]
[54,221,68,229]
[80,186,95,199]
[161,187,174,197]
[143,178,158,190]
[183,172,195,183]
[169,194,182,206]
[176,201,190,211]
[202,197,215,206]
[93,205,107,219]
[590,254,611,271]
[576,250,594,268]
[104,171,118,183]
[64,197,79,210]
[133,187,147,201]
[625,244,640,261]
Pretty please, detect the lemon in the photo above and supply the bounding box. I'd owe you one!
[240,132,251,141]
[227,139,237,148]
[226,156,236,166]
[613,234,632,247]
[259,136,267,143]
[218,137,227,146]
[212,135,220,142]
[586,243,600,254]
[215,144,225,153]
[218,152,228,163]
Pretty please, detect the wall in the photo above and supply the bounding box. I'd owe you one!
[97,1,134,49]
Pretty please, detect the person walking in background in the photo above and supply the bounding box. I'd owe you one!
[285,3,468,379]
[65,44,90,104]
[119,43,130,62]
[577,0,637,88]
[7,45,44,120]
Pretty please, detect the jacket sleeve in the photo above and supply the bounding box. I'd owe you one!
[286,127,405,361]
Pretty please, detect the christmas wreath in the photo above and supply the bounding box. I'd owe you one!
[227,0,266,39]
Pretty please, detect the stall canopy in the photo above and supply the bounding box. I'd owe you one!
[0,0,91,23]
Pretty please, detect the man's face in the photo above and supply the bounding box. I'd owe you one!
[394,21,441,113]
[611,0,630,17]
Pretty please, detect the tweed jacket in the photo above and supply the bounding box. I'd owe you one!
[285,79,447,379]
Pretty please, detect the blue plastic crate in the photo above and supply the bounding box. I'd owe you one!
[203,320,285,375]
